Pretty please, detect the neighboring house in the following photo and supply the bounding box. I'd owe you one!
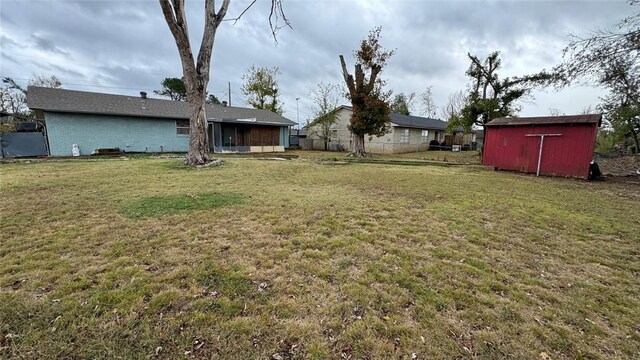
[288,127,307,147]
[27,86,295,156]
[475,130,484,148]
[483,114,602,178]
[305,105,456,154]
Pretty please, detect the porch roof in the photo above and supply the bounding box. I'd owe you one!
[208,118,290,127]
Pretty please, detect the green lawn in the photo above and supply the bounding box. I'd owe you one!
[1,154,638,359]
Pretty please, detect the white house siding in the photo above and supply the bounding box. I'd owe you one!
[306,108,353,150]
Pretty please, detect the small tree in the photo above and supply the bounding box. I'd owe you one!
[308,82,341,151]
[390,92,415,116]
[154,77,187,101]
[241,65,283,114]
[339,27,394,157]
[159,0,289,166]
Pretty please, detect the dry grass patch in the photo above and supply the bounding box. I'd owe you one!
[0,156,639,359]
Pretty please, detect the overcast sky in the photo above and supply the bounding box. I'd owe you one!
[0,0,635,125]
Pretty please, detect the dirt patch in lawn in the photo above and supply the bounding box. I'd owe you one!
[598,155,640,176]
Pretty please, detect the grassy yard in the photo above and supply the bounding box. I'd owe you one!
[1,154,639,359]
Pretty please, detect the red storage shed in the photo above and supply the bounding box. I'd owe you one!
[483,114,602,178]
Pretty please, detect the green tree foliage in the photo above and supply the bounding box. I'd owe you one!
[340,26,394,156]
[207,94,222,105]
[599,56,639,153]
[558,1,639,153]
[154,77,187,101]
[241,65,283,114]
[308,82,342,151]
[154,77,223,105]
[450,52,555,138]
[390,92,415,116]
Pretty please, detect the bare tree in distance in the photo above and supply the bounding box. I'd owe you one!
[1,75,62,118]
[419,86,438,118]
[548,108,565,116]
[307,82,342,151]
[159,0,290,166]
[440,90,467,123]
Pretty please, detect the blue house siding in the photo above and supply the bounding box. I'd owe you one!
[45,112,189,156]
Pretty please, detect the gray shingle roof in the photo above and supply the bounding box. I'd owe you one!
[335,106,449,130]
[389,113,448,130]
[27,86,295,126]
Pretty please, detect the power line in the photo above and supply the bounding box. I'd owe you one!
[2,73,230,95]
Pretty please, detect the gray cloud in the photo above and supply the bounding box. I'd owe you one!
[0,0,635,122]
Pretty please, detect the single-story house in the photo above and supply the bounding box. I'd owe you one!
[27,86,295,156]
[483,114,602,178]
[305,105,473,153]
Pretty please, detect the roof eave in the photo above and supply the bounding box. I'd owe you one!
[39,108,189,120]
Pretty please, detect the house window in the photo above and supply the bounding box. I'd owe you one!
[400,128,410,143]
[331,129,338,139]
[434,131,440,141]
[176,120,189,135]
[421,130,429,143]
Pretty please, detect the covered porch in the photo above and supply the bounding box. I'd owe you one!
[209,121,289,153]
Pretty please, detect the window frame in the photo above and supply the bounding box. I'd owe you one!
[421,130,429,143]
[176,120,190,136]
[400,128,410,143]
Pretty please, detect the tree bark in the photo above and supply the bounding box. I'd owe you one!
[160,0,229,166]
[631,128,639,154]
[352,133,365,156]
[341,55,367,157]
[186,90,210,165]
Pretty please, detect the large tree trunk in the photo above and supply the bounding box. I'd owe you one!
[631,128,639,154]
[352,133,365,156]
[186,95,211,165]
[480,124,486,160]
[159,0,229,166]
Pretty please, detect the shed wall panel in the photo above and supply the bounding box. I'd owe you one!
[483,123,597,178]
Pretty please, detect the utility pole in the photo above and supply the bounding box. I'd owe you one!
[295,97,300,129]
[295,97,300,138]
[228,81,231,106]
